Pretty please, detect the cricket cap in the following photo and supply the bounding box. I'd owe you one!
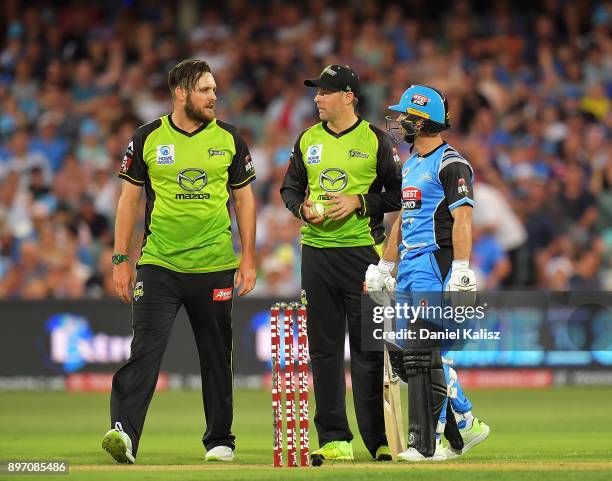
[304,64,360,98]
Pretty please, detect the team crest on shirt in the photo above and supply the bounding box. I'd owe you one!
[156,144,175,165]
[349,149,369,159]
[458,178,468,195]
[133,282,144,301]
[307,144,323,165]
[209,148,226,157]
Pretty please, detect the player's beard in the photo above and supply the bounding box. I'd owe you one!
[184,93,215,123]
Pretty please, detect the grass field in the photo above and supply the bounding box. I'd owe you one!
[1,387,611,480]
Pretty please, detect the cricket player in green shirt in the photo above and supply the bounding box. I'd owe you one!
[281,65,402,463]
[102,59,256,464]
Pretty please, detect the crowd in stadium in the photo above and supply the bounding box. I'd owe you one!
[0,0,610,298]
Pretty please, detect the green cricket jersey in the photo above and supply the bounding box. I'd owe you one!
[280,118,401,248]
[118,114,255,273]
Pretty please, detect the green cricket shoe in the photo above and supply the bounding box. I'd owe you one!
[445,418,490,459]
[310,440,354,462]
[102,422,135,464]
[375,444,392,461]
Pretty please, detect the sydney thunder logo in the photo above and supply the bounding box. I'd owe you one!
[349,149,369,159]
[133,282,144,301]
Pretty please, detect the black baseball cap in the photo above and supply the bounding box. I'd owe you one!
[304,64,360,98]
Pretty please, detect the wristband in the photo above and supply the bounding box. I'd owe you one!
[378,259,395,274]
[452,259,469,271]
[112,253,130,265]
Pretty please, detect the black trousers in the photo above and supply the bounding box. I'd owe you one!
[301,245,386,457]
[110,265,236,455]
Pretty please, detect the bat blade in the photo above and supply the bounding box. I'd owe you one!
[383,348,405,458]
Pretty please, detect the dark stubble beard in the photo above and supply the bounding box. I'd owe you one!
[184,93,215,123]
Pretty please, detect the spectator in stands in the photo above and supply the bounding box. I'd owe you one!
[3,128,52,188]
[30,112,69,173]
[0,1,609,298]
[472,225,511,290]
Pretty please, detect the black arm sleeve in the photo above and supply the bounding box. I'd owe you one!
[439,160,474,210]
[280,134,308,221]
[117,119,163,186]
[118,131,147,185]
[228,132,256,189]
[359,126,402,215]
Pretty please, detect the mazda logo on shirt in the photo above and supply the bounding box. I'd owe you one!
[319,168,348,192]
[177,168,208,192]
[176,168,210,200]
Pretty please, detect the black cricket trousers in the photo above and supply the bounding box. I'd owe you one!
[110,264,236,455]
[301,244,387,457]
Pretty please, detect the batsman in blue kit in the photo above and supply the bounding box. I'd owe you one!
[365,85,490,461]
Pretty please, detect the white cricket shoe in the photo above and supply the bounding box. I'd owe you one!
[205,445,234,462]
[397,438,446,462]
[445,418,490,459]
[102,422,135,464]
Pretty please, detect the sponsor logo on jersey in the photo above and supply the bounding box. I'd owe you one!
[392,147,403,176]
[213,287,233,301]
[120,141,134,173]
[392,147,401,164]
[458,177,468,195]
[120,155,132,173]
[307,144,323,165]
[133,281,144,301]
[402,186,422,210]
[419,172,433,182]
[244,154,254,174]
[349,149,369,159]
[176,168,209,200]
[175,193,210,199]
[411,94,429,106]
[156,144,175,165]
[208,148,226,157]
[319,168,348,192]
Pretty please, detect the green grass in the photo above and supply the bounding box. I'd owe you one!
[1,387,611,480]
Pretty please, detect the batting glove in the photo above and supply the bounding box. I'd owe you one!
[365,259,396,305]
[446,260,477,307]
[446,260,476,292]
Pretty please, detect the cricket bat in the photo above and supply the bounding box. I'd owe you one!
[383,347,405,457]
[364,281,405,457]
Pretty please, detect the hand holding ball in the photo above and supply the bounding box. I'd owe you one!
[310,202,325,218]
